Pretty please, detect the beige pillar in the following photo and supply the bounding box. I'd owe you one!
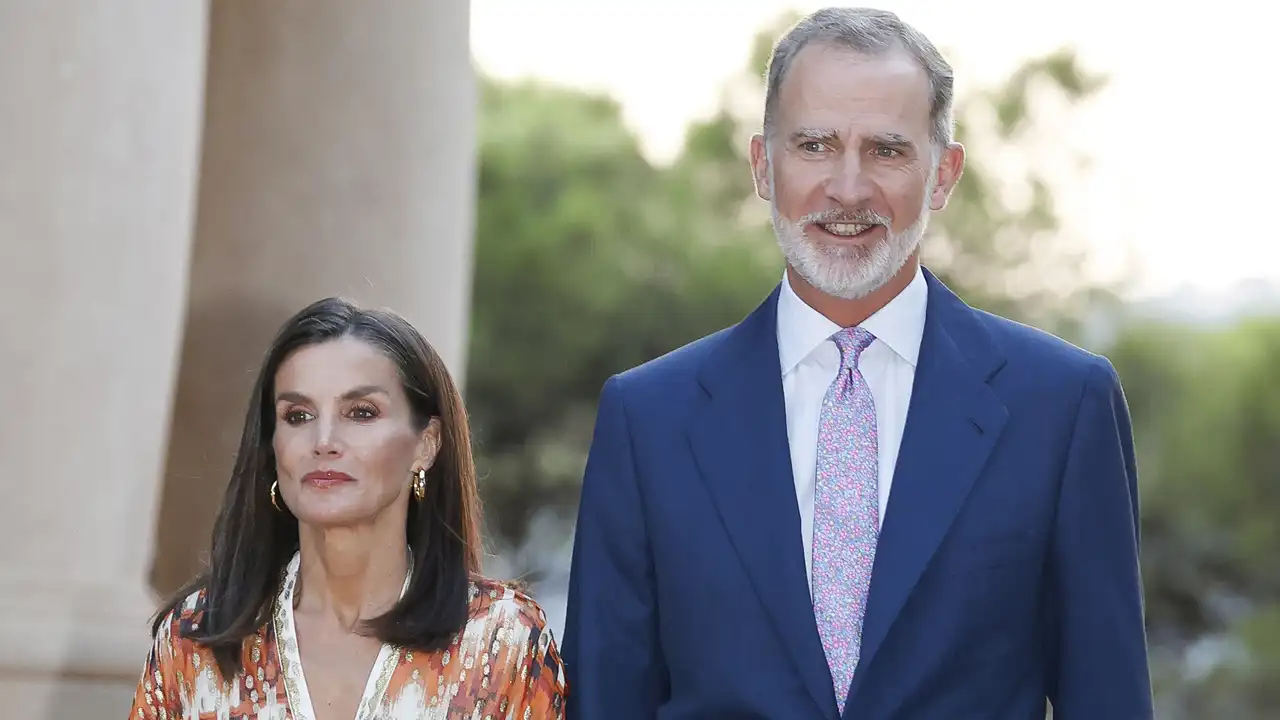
[0,2,208,717]
[152,0,477,595]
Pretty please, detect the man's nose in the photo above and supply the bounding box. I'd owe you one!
[824,154,874,207]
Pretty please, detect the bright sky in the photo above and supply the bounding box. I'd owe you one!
[472,0,1274,299]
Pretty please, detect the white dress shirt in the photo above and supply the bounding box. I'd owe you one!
[776,266,929,586]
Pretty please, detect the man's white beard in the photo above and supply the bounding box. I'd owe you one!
[771,180,934,301]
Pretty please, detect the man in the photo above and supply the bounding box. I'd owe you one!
[562,7,1153,719]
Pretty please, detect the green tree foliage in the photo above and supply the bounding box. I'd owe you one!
[1111,318,1280,716]
[467,80,777,543]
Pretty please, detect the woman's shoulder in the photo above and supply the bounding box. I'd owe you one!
[465,577,553,634]
[145,587,217,671]
[459,578,564,688]
[153,588,210,642]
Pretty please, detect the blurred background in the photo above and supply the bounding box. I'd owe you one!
[1,1,1276,718]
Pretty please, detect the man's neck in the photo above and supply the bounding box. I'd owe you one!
[786,255,919,328]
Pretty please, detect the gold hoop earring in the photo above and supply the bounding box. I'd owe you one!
[412,467,427,501]
[269,480,282,512]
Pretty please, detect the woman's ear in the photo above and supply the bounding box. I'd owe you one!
[414,417,443,472]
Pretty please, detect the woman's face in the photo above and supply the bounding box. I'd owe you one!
[271,337,440,528]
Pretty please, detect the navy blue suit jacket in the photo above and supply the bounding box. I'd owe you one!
[562,269,1153,719]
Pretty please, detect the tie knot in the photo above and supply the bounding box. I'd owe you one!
[831,326,876,368]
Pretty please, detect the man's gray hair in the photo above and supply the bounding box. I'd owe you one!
[763,7,956,150]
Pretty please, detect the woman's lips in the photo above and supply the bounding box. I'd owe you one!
[301,470,355,488]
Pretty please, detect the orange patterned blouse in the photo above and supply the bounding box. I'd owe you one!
[128,553,565,719]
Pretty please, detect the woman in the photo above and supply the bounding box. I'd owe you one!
[129,297,565,719]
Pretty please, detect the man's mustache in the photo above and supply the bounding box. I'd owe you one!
[799,209,890,226]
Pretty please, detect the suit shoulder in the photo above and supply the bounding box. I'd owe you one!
[975,309,1116,379]
[610,324,735,391]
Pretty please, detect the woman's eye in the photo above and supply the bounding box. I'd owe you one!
[283,409,313,425]
[350,405,379,420]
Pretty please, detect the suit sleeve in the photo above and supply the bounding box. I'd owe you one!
[563,375,668,718]
[1046,358,1154,719]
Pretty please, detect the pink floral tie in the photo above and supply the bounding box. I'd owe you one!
[812,326,879,715]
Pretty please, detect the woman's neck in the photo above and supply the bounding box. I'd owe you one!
[294,522,409,632]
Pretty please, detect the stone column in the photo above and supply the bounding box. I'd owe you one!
[0,2,208,717]
[152,0,477,594]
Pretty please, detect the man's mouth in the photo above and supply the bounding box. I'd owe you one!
[815,221,879,237]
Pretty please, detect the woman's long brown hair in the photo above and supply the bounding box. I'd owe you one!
[151,297,486,680]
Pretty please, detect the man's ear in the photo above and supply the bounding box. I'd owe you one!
[928,142,965,211]
[749,133,773,202]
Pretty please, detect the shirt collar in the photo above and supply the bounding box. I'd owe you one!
[776,264,928,376]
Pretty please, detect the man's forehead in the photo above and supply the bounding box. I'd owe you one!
[776,43,932,135]
[784,42,928,88]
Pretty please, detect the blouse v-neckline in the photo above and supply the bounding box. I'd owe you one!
[272,551,412,720]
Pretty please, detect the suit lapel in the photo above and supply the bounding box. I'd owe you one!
[689,286,839,720]
[844,270,1009,712]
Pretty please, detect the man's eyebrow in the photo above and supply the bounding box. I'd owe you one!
[869,132,915,150]
[791,127,839,143]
